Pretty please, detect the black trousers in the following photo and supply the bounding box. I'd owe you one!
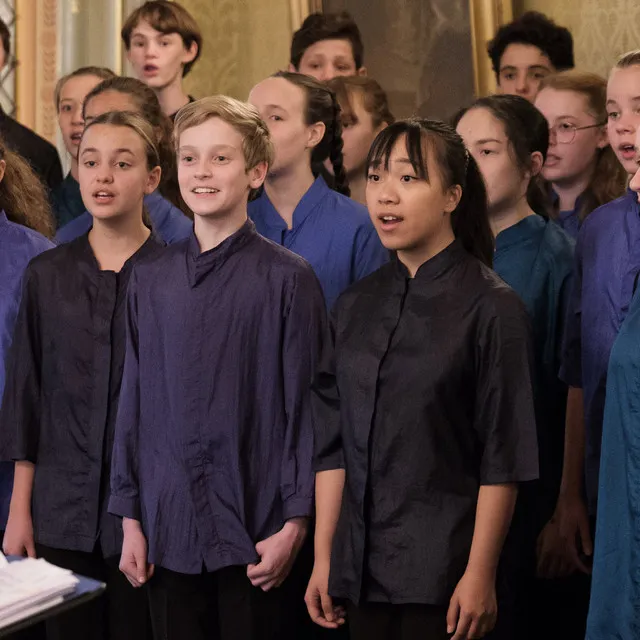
[148,563,315,640]
[347,602,450,640]
[36,543,153,640]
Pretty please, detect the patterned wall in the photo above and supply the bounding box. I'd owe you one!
[180,0,295,102]
[515,0,640,77]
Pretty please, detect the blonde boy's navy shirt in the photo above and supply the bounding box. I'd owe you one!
[109,220,326,574]
[248,176,388,308]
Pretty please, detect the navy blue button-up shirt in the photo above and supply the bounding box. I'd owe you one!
[0,212,53,528]
[109,221,326,574]
[248,176,388,308]
[560,189,640,514]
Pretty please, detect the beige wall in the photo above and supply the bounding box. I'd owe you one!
[515,0,640,78]
[181,0,296,102]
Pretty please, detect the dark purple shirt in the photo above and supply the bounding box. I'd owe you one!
[560,189,640,514]
[109,220,326,574]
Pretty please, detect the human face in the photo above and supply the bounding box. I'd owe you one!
[456,107,528,215]
[178,117,266,219]
[293,39,362,82]
[366,136,460,256]
[84,91,139,124]
[249,77,324,176]
[126,20,197,91]
[607,66,640,175]
[497,43,554,103]
[535,87,606,187]
[341,92,385,177]
[58,75,106,159]
[79,124,160,221]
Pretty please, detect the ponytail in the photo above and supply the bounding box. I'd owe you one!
[327,93,350,197]
[453,155,494,267]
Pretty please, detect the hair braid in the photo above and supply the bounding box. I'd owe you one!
[328,95,350,197]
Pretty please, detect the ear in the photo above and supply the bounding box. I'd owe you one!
[0,159,6,184]
[529,151,544,178]
[444,184,462,214]
[183,40,198,65]
[247,161,268,190]
[145,166,162,195]
[596,125,609,150]
[357,66,368,77]
[306,122,326,150]
[287,62,298,72]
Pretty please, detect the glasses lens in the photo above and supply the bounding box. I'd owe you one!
[555,124,576,144]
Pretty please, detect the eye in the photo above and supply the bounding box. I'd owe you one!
[215,155,228,163]
[479,149,494,156]
[607,111,620,121]
[160,39,171,47]
[132,40,144,48]
[367,172,380,182]
[533,72,547,80]
[84,160,97,168]
[558,122,574,131]
[337,66,350,72]
[181,155,195,164]
[60,105,72,113]
[309,63,320,69]
[117,161,131,169]
[503,72,515,81]
[400,175,416,183]
[269,115,283,122]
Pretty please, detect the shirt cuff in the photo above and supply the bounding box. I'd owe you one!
[108,494,141,521]
[282,494,313,521]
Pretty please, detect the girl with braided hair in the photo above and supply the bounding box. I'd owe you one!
[305,118,538,640]
[248,71,387,308]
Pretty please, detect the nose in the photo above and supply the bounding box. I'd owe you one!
[547,126,558,146]
[630,164,640,197]
[375,181,399,205]
[615,112,634,134]
[194,159,213,179]
[96,166,114,183]
[317,67,332,82]
[145,42,158,58]
[71,104,84,126]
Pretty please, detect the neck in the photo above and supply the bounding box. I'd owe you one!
[88,207,150,272]
[70,157,79,182]
[193,205,248,253]
[347,170,367,205]
[552,169,594,211]
[489,196,535,238]
[263,162,316,229]
[397,226,456,278]
[155,75,189,118]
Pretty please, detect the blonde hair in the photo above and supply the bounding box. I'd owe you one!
[539,70,627,222]
[616,49,640,69]
[174,95,274,170]
[54,66,116,111]
[82,110,161,171]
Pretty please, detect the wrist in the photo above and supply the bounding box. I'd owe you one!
[123,518,142,534]
[283,517,309,540]
[464,561,497,582]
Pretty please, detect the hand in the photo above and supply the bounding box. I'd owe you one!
[304,560,346,629]
[446,569,497,640]
[246,517,308,592]
[536,518,575,579]
[120,518,154,588]
[3,510,35,558]
[554,495,592,574]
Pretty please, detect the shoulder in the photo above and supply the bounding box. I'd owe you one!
[55,213,92,244]
[322,190,372,226]
[333,262,396,311]
[582,191,635,234]
[252,233,316,277]
[2,219,54,256]
[24,239,77,280]
[133,237,189,278]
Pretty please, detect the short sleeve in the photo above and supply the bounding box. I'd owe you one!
[474,293,539,485]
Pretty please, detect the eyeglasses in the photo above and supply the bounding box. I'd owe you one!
[549,121,606,144]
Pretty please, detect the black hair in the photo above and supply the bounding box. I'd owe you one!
[452,94,550,217]
[367,118,494,268]
[273,71,350,197]
[290,12,364,70]
[0,18,10,61]
[487,11,574,78]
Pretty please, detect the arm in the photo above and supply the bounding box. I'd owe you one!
[3,462,36,557]
[247,268,327,591]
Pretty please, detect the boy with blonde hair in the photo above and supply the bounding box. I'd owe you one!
[109,96,326,640]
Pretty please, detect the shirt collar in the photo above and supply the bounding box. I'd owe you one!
[495,214,545,253]
[0,210,8,227]
[187,218,257,287]
[257,176,330,230]
[394,239,466,283]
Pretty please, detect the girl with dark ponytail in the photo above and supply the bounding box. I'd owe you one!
[456,95,576,638]
[248,71,387,308]
[305,117,538,640]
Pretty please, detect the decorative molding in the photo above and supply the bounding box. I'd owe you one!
[289,0,322,33]
[36,0,58,143]
[469,0,513,97]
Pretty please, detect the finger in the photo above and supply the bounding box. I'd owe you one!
[321,592,336,624]
[446,597,460,635]
[249,572,274,588]
[260,579,278,592]
[568,546,591,575]
[578,517,593,557]
[246,562,272,581]
[255,540,267,556]
[451,612,472,640]
[134,553,148,584]
[25,539,36,559]
[468,616,482,639]
[147,563,155,580]
[305,592,339,629]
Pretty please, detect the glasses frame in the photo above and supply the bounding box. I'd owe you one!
[550,121,607,145]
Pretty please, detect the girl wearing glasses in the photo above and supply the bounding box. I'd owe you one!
[455,94,575,639]
[534,71,627,239]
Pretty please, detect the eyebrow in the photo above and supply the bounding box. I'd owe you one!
[474,138,503,145]
[499,64,550,72]
[178,144,237,152]
[80,147,135,156]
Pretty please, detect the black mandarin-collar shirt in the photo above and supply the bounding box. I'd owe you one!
[313,240,539,606]
[109,221,326,574]
[0,233,164,557]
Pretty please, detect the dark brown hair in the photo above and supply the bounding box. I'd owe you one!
[272,71,349,197]
[0,18,10,61]
[0,137,54,238]
[290,12,364,70]
[368,119,494,267]
[54,66,116,111]
[539,70,627,222]
[328,76,394,130]
[122,0,202,77]
[83,76,189,216]
[453,94,551,217]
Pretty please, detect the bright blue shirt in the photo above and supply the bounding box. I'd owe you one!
[494,214,574,523]
[0,212,54,528]
[560,188,640,515]
[248,177,388,308]
[55,191,192,245]
[586,287,640,639]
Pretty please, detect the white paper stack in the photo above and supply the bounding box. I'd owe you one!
[0,556,79,629]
